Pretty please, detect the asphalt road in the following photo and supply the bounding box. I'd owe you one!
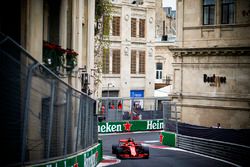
[99,131,237,167]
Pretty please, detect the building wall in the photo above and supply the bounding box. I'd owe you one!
[177,0,250,48]
[101,0,156,98]
[21,0,95,160]
[172,0,250,129]
[154,1,176,91]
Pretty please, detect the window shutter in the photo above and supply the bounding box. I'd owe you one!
[139,19,145,38]
[112,16,120,36]
[139,51,145,74]
[131,50,136,74]
[131,18,137,37]
[102,49,109,74]
[112,49,120,74]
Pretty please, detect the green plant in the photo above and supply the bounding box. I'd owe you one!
[94,0,114,94]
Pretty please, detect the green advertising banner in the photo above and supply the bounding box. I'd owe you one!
[98,119,163,133]
[31,142,103,167]
[160,131,176,147]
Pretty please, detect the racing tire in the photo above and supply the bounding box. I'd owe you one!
[143,146,149,159]
[112,144,118,154]
[116,147,123,159]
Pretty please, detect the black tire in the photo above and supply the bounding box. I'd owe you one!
[116,147,124,159]
[112,144,118,154]
[143,146,149,159]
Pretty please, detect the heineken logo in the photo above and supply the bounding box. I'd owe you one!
[123,122,132,131]
[98,120,163,133]
[146,120,163,130]
[98,122,122,133]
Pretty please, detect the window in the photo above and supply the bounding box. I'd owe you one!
[131,18,137,37]
[139,51,145,74]
[112,49,120,74]
[112,16,120,36]
[131,50,136,74]
[139,19,145,38]
[221,0,235,24]
[156,63,163,79]
[102,49,109,74]
[203,0,215,25]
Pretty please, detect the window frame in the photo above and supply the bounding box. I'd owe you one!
[203,0,215,25]
[102,49,110,74]
[139,19,145,38]
[130,50,137,74]
[156,62,163,80]
[221,0,235,24]
[112,49,120,74]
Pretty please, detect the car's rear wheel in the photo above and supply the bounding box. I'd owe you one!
[112,144,118,154]
[116,147,123,159]
[143,146,149,159]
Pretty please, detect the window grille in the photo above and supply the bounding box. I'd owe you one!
[102,49,110,74]
[139,51,145,74]
[131,50,136,74]
[131,18,137,37]
[139,19,145,38]
[112,16,120,36]
[112,49,120,74]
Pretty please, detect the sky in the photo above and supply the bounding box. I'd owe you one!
[162,0,176,10]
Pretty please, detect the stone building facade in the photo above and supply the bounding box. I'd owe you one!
[154,1,176,90]
[100,0,156,99]
[0,0,95,162]
[171,0,250,129]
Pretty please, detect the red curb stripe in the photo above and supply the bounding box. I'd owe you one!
[101,159,119,163]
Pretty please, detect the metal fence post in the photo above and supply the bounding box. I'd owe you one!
[85,97,90,147]
[175,103,178,134]
[75,95,83,152]
[21,63,39,164]
[63,89,71,155]
[46,80,56,158]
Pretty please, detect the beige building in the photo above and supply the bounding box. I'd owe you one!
[0,0,95,162]
[170,0,250,129]
[0,0,95,93]
[100,0,156,99]
[154,1,176,92]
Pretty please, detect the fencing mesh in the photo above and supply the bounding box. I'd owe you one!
[97,97,169,122]
[0,34,98,166]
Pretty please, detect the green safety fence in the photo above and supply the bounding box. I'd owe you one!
[98,119,163,133]
[160,131,176,147]
[30,141,103,167]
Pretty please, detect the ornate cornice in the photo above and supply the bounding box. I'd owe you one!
[169,47,250,57]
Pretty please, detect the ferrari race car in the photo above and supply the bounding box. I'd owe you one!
[112,138,149,159]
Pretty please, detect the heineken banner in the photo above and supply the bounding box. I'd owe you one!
[98,119,163,133]
[31,142,102,167]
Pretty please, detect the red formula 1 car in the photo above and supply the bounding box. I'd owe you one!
[112,138,149,159]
